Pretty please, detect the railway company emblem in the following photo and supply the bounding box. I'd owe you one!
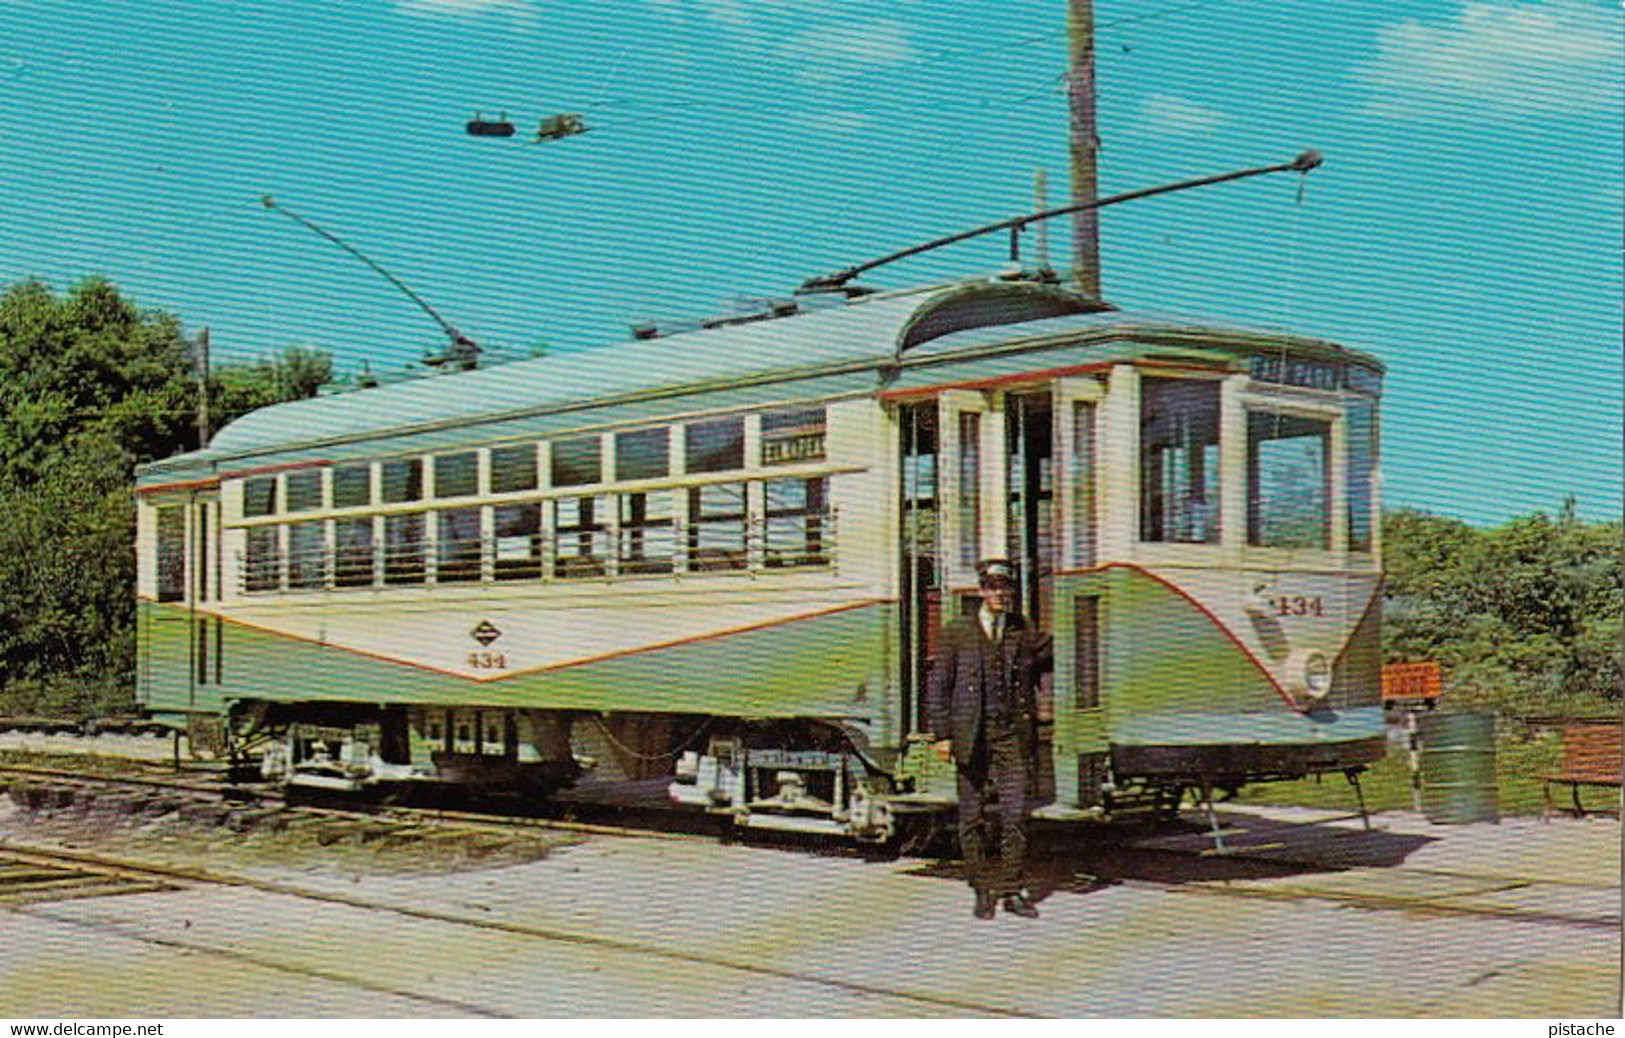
[470,620,503,647]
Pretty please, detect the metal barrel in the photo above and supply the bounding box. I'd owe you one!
[1417,712,1499,824]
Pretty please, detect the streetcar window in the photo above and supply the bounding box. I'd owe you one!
[333,464,372,508]
[1069,402,1098,569]
[156,507,186,603]
[1347,401,1377,553]
[383,513,427,584]
[243,477,278,517]
[434,451,479,498]
[685,417,744,474]
[619,490,676,574]
[436,508,483,582]
[764,477,827,568]
[493,503,542,580]
[195,505,210,603]
[956,412,981,572]
[287,521,326,590]
[1140,378,1221,544]
[616,427,670,481]
[761,407,826,466]
[903,405,938,503]
[381,459,423,504]
[334,518,376,588]
[286,469,323,512]
[244,526,282,592]
[554,496,608,577]
[901,404,939,562]
[1247,411,1331,549]
[552,436,602,487]
[491,445,538,494]
[689,482,747,570]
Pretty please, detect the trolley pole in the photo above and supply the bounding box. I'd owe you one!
[1067,0,1102,298]
[195,327,211,449]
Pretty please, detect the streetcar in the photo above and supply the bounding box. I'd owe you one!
[134,272,1386,841]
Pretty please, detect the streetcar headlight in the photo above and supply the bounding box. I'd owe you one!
[1286,648,1333,701]
[1300,656,1326,698]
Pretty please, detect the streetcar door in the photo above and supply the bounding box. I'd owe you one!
[189,491,223,706]
[1004,390,1058,801]
[897,400,940,735]
[935,386,1057,632]
[897,391,985,732]
[1004,390,1055,636]
[898,390,1003,733]
[900,388,1060,736]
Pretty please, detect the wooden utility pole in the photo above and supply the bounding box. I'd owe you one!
[1067,0,1102,297]
[195,327,211,449]
[1034,168,1051,271]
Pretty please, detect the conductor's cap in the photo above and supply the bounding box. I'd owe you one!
[976,558,1016,587]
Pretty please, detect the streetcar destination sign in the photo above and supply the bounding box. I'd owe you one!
[1248,354,1342,391]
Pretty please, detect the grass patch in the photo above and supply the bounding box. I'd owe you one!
[1236,721,1565,817]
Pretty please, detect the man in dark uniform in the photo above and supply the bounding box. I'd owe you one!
[925,558,1052,920]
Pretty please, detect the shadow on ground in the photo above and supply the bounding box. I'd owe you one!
[899,811,1438,905]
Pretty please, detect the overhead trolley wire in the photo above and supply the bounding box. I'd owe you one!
[576,0,1224,132]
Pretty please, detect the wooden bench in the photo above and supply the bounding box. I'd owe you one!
[1543,721,1622,820]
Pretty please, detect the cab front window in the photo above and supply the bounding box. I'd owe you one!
[1140,377,1220,544]
[1247,411,1331,549]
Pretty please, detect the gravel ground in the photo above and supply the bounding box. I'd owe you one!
[0,732,186,763]
[0,792,1617,1018]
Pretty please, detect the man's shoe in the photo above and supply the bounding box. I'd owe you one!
[1003,893,1040,918]
[973,890,997,920]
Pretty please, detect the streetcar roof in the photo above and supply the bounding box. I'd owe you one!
[138,277,1379,483]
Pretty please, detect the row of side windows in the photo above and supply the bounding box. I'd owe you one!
[241,476,830,594]
[240,408,826,518]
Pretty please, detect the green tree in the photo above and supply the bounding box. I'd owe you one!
[210,345,333,430]
[0,278,333,716]
[0,278,195,715]
[1383,503,1622,716]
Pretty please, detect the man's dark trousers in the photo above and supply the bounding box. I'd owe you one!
[958,726,1028,896]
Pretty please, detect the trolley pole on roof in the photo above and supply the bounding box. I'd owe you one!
[1067,0,1102,298]
[260,196,482,372]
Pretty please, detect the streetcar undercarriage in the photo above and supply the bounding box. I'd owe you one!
[231,698,1383,845]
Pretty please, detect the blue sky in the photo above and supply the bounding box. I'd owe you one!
[0,0,1617,524]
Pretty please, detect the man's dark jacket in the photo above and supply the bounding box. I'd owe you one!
[924,611,1052,767]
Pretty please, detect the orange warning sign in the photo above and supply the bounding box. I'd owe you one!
[1382,661,1442,702]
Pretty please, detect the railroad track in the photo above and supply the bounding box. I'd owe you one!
[0,845,176,905]
[3,759,1614,1016]
[0,838,1033,1017]
[0,826,1612,1018]
[0,760,234,798]
[5,760,1617,937]
[1161,864,1620,933]
[0,761,714,844]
